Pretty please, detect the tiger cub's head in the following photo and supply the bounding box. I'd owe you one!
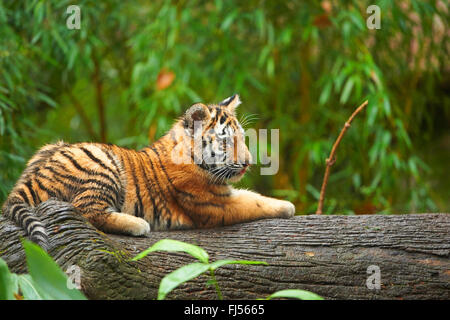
[181,94,252,184]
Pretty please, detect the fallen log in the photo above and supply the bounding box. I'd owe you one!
[0,199,448,300]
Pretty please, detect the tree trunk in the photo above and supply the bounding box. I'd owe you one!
[0,199,448,300]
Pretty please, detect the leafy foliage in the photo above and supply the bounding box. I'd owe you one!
[0,1,448,213]
[132,239,268,300]
[0,240,86,300]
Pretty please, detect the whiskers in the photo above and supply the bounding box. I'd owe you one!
[239,113,259,128]
[209,166,229,185]
[208,165,242,185]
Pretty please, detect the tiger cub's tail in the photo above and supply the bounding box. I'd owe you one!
[2,198,48,251]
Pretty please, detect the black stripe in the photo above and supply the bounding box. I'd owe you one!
[103,149,124,189]
[34,172,67,199]
[35,178,57,198]
[219,94,236,106]
[192,201,224,208]
[103,148,118,165]
[36,171,77,201]
[210,190,231,197]
[44,165,120,199]
[28,156,50,171]
[79,147,121,182]
[76,201,109,210]
[48,158,69,171]
[141,151,165,199]
[134,202,141,218]
[24,180,39,204]
[75,193,116,207]
[126,153,144,218]
[60,150,121,189]
[42,165,120,204]
[214,108,220,122]
[140,152,163,224]
[77,188,117,204]
[137,153,165,223]
[17,189,30,204]
[143,149,182,224]
[27,158,45,169]
[35,171,57,183]
[220,114,227,124]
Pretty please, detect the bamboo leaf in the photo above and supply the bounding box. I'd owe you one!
[131,239,209,263]
[340,77,354,104]
[158,262,210,300]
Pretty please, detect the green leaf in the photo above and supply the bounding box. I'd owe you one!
[340,77,354,104]
[353,173,361,189]
[50,29,68,53]
[131,239,209,263]
[267,289,324,300]
[255,9,266,38]
[306,184,321,200]
[319,81,332,106]
[209,259,267,271]
[22,240,86,300]
[221,10,238,30]
[408,158,419,178]
[158,262,210,300]
[0,258,17,300]
[17,275,44,300]
[37,92,57,108]
[383,96,391,116]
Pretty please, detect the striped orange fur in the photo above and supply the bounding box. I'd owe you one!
[2,95,295,249]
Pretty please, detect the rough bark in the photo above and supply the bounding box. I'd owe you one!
[0,199,448,300]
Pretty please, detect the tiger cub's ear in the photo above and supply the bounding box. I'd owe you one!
[184,103,211,130]
[219,94,241,112]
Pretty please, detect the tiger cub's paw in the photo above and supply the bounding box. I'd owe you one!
[129,217,151,236]
[275,200,296,219]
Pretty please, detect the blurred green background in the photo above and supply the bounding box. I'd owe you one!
[0,0,449,214]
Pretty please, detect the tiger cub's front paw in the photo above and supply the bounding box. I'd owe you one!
[129,217,151,236]
[276,200,296,218]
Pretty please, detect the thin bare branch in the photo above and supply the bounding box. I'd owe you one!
[316,100,369,215]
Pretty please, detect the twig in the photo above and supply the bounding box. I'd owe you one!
[316,100,369,215]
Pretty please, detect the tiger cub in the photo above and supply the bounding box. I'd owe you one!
[2,94,295,249]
